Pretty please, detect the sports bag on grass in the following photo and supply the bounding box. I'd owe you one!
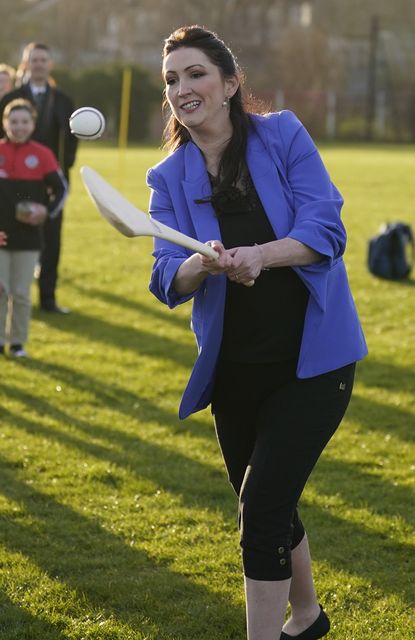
[368,222,414,280]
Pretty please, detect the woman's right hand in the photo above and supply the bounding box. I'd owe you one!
[174,240,233,297]
[199,240,233,276]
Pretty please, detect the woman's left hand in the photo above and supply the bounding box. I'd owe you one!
[227,245,264,285]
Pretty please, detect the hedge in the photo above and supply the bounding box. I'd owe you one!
[53,63,162,143]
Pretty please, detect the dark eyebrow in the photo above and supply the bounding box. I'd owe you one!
[184,64,206,71]
[164,64,207,76]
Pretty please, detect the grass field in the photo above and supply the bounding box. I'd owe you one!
[0,143,414,640]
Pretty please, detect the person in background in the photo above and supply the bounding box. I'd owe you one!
[0,99,67,357]
[147,25,367,640]
[0,64,15,100]
[0,232,7,296]
[0,43,77,313]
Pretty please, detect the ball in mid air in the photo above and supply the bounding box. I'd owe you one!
[69,107,105,140]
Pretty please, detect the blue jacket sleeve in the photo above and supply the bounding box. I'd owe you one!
[277,111,346,264]
[146,167,194,309]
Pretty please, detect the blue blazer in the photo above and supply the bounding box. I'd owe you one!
[147,111,368,419]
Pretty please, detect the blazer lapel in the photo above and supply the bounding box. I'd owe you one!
[246,125,327,311]
[181,142,222,243]
[246,131,293,239]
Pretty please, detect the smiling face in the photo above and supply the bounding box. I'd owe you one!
[3,108,35,144]
[163,47,238,138]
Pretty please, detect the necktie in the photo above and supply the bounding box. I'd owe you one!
[33,91,46,112]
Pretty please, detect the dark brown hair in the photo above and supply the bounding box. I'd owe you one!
[162,25,259,191]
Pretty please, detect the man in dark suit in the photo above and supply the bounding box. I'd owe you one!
[0,43,78,313]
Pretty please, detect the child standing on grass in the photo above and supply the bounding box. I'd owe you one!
[0,99,67,357]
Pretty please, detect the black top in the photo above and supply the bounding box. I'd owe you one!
[209,173,309,363]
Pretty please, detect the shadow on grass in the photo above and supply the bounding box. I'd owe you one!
[368,277,415,288]
[3,370,414,534]
[32,308,195,370]
[0,457,245,640]
[2,354,414,626]
[300,498,415,609]
[357,357,415,395]
[0,590,67,640]
[6,356,415,521]
[350,358,415,444]
[11,356,212,440]
[312,456,415,528]
[0,386,234,518]
[67,281,191,332]
[2,373,415,610]
[1,427,414,640]
[348,395,415,444]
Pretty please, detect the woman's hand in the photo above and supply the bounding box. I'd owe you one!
[227,245,264,285]
[0,231,7,247]
[200,240,233,276]
[174,240,233,296]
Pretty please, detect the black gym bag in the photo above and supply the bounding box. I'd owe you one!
[368,222,414,280]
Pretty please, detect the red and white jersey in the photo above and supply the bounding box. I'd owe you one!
[0,138,67,250]
[0,138,58,180]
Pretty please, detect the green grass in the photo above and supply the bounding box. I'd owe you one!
[0,143,414,639]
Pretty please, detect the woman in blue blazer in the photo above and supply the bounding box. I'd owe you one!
[148,25,367,640]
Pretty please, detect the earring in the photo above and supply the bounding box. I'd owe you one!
[222,97,229,107]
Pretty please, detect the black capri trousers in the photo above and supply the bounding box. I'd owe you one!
[211,358,355,581]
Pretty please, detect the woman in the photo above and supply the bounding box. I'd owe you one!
[147,26,367,640]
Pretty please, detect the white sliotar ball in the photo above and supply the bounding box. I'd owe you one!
[69,107,106,140]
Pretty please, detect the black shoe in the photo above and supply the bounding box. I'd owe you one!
[41,304,71,314]
[280,606,330,640]
[9,344,29,358]
[0,345,4,355]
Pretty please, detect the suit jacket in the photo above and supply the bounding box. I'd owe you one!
[0,83,78,177]
[147,110,368,419]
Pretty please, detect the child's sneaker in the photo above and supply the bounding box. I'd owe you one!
[9,344,28,358]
